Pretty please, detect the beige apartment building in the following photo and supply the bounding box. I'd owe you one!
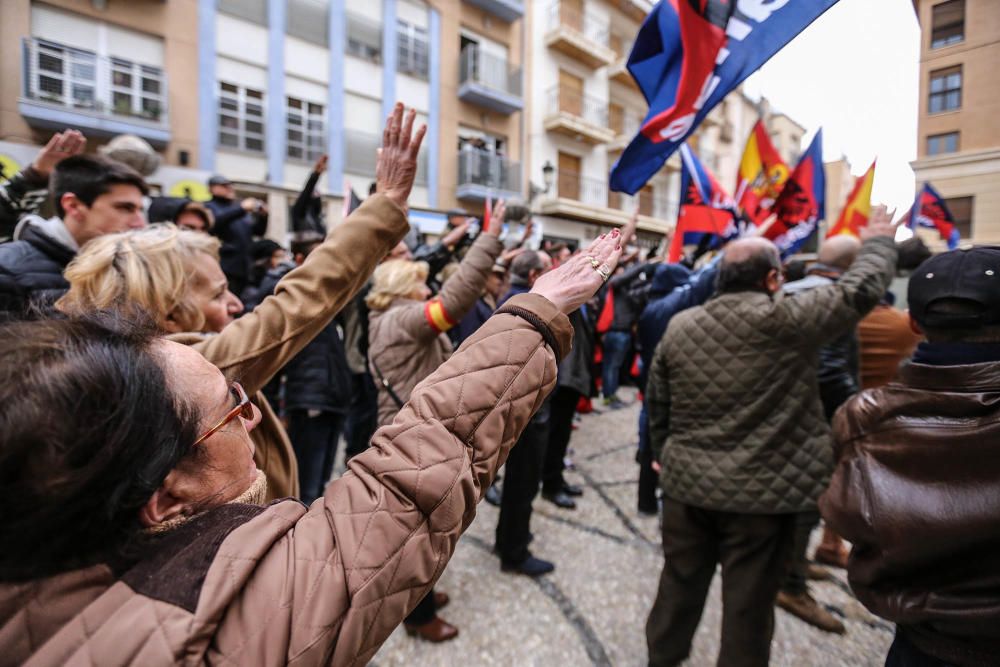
[0,0,526,240]
[911,0,1000,243]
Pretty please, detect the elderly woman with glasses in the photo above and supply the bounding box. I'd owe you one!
[55,105,423,501]
[0,229,623,665]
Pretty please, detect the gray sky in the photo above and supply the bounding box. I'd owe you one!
[741,0,921,218]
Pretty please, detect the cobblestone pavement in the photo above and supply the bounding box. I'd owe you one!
[368,387,894,666]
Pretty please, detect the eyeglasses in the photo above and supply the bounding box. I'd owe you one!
[193,382,254,446]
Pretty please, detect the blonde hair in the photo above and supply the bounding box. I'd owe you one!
[365,259,429,311]
[57,223,221,332]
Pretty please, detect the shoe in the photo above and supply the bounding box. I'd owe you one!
[561,483,584,497]
[542,490,577,509]
[776,591,846,634]
[484,482,502,507]
[404,615,459,642]
[501,555,555,577]
[814,545,850,569]
[807,564,832,581]
[433,591,450,610]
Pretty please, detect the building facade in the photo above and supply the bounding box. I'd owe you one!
[0,0,527,240]
[911,0,1000,244]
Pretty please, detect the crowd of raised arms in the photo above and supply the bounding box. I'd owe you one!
[0,104,996,667]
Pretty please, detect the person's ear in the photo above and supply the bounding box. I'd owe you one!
[139,475,187,528]
[908,312,924,337]
[60,192,85,221]
[162,308,185,334]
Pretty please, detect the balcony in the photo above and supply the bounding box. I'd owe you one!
[543,87,615,145]
[19,38,170,146]
[344,129,428,186]
[608,105,643,151]
[539,169,673,232]
[458,46,523,115]
[545,2,615,68]
[462,0,524,23]
[456,148,521,202]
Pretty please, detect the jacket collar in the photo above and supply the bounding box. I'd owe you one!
[898,356,1000,392]
[13,215,78,264]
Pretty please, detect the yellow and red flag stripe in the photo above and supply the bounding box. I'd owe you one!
[827,160,876,238]
[735,120,789,224]
[424,298,457,333]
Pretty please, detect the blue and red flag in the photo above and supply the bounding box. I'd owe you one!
[610,0,840,195]
[907,183,960,249]
[668,143,737,262]
[768,130,825,256]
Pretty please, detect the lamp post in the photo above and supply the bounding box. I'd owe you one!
[528,160,555,204]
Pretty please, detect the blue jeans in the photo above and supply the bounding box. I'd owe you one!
[602,331,631,399]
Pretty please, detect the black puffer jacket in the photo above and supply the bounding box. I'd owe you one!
[256,264,352,414]
[0,217,75,319]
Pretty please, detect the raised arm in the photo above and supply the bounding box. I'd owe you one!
[194,104,426,393]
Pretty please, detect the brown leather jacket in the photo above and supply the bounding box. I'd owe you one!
[820,359,1000,665]
[0,293,571,667]
[170,194,409,500]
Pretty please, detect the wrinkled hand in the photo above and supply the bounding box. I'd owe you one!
[531,230,624,314]
[32,130,86,177]
[376,103,427,209]
[313,154,328,174]
[861,204,896,241]
[487,200,505,237]
[441,221,470,247]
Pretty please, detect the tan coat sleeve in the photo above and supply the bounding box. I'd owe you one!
[205,293,572,667]
[391,233,503,343]
[193,194,409,394]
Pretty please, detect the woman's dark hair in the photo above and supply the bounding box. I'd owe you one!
[0,311,200,581]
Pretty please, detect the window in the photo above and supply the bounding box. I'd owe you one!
[287,0,329,45]
[929,66,961,113]
[944,195,973,238]
[218,82,265,153]
[346,12,382,63]
[217,0,267,25]
[110,59,165,120]
[29,40,97,110]
[287,97,325,161]
[927,132,959,155]
[931,0,964,49]
[397,20,429,79]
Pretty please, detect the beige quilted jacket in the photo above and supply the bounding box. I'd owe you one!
[0,293,571,667]
[368,232,503,426]
[169,194,409,501]
[647,237,897,514]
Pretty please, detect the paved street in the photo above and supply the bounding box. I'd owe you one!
[369,386,894,666]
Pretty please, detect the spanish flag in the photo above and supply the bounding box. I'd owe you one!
[735,120,789,224]
[827,161,876,238]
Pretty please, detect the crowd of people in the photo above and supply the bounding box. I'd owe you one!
[0,103,996,667]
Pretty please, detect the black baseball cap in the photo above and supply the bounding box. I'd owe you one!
[908,246,1000,329]
[208,174,232,186]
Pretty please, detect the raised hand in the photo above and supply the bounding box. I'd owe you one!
[861,204,895,241]
[376,103,427,209]
[440,221,471,248]
[531,229,624,314]
[487,200,505,237]
[313,154,328,174]
[32,130,86,177]
[621,209,639,247]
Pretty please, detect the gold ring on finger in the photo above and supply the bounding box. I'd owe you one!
[596,265,611,282]
[588,256,601,269]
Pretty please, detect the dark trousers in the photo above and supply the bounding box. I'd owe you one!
[602,331,631,398]
[405,589,437,626]
[542,386,581,495]
[781,509,821,595]
[496,418,549,564]
[886,631,955,667]
[343,371,378,460]
[287,410,346,504]
[637,404,658,512]
[646,498,795,667]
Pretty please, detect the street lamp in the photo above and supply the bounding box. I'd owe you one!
[529,160,555,202]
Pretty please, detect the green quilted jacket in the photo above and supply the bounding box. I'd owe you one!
[647,237,897,513]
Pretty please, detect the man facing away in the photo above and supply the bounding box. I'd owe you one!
[0,154,147,319]
[644,214,897,667]
[821,245,1000,667]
